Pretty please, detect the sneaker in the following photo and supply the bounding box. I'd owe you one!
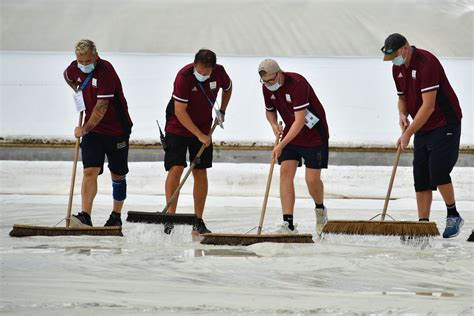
[315,207,328,235]
[442,216,464,238]
[192,218,211,235]
[163,222,174,235]
[275,222,298,234]
[70,212,93,227]
[104,212,122,227]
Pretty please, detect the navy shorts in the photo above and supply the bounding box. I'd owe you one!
[278,143,328,169]
[80,132,129,176]
[413,122,461,192]
[164,133,213,171]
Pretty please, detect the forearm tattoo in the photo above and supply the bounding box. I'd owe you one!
[82,100,109,135]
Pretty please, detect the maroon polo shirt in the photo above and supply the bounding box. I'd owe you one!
[392,47,462,132]
[262,72,329,147]
[65,57,132,136]
[166,63,232,137]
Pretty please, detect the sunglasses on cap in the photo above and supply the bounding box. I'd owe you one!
[381,46,396,55]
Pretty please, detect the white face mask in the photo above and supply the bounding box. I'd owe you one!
[392,54,405,66]
[194,69,210,82]
[265,82,281,91]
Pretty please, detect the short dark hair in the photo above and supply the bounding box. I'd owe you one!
[194,49,216,69]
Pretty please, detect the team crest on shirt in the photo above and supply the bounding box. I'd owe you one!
[397,72,403,78]
[285,94,291,103]
[192,86,198,92]
[209,81,217,90]
[270,94,276,100]
[76,77,82,82]
[92,78,97,87]
[411,70,417,79]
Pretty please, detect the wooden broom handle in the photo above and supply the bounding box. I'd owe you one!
[66,111,83,227]
[162,120,219,214]
[381,144,402,221]
[257,123,282,235]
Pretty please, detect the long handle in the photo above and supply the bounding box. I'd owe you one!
[162,121,219,213]
[381,144,402,221]
[66,112,83,227]
[257,128,282,234]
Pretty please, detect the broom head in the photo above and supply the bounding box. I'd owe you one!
[322,220,439,237]
[126,211,196,225]
[10,224,123,237]
[200,233,314,246]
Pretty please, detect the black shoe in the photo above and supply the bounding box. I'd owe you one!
[192,218,211,234]
[164,222,174,235]
[104,212,122,227]
[70,212,93,227]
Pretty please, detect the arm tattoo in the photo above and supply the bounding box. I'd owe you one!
[82,99,109,135]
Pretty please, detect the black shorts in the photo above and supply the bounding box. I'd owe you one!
[278,143,328,169]
[413,122,461,192]
[80,132,129,176]
[164,133,213,171]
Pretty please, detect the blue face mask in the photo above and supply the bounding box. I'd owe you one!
[392,54,405,66]
[78,63,95,73]
[194,69,210,82]
[265,82,281,91]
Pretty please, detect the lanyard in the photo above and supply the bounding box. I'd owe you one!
[197,82,216,108]
[197,81,224,128]
[79,71,94,91]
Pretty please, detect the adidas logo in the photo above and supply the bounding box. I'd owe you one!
[398,73,403,78]
[270,94,276,100]
[77,77,82,82]
[192,86,198,91]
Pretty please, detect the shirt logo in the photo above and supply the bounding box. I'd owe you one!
[285,94,291,103]
[92,78,97,88]
[411,70,417,79]
[76,77,82,82]
[192,86,198,92]
[398,73,403,78]
[270,94,276,100]
[210,81,217,90]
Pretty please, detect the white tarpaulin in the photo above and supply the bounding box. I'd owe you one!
[1,0,473,57]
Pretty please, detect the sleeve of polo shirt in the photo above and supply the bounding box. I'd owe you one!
[419,62,440,94]
[292,81,310,112]
[96,66,116,100]
[172,73,190,103]
[392,66,404,96]
[262,88,275,111]
[220,66,232,92]
[64,62,78,83]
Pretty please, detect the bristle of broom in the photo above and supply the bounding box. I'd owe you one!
[126,211,196,225]
[322,220,439,237]
[200,233,314,246]
[9,224,123,237]
[467,230,474,242]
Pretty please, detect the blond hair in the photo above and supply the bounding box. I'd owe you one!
[75,39,97,55]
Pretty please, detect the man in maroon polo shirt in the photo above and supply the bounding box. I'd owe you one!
[258,59,329,235]
[382,33,463,238]
[63,39,133,228]
[164,49,232,234]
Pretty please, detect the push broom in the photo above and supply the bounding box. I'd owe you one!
[201,127,314,246]
[127,120,219,225]
[10,112,123,237]
[322,144,439,237]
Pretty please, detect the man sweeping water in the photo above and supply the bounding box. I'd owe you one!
[63,39,133,227]
[381,33,463,238]
[163,49,232,235]
[258,59,329,235]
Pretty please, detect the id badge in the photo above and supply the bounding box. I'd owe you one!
[304,109,319,129]
[73,90,86,112]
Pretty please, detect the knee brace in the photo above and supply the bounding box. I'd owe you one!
[112,177,127,201]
